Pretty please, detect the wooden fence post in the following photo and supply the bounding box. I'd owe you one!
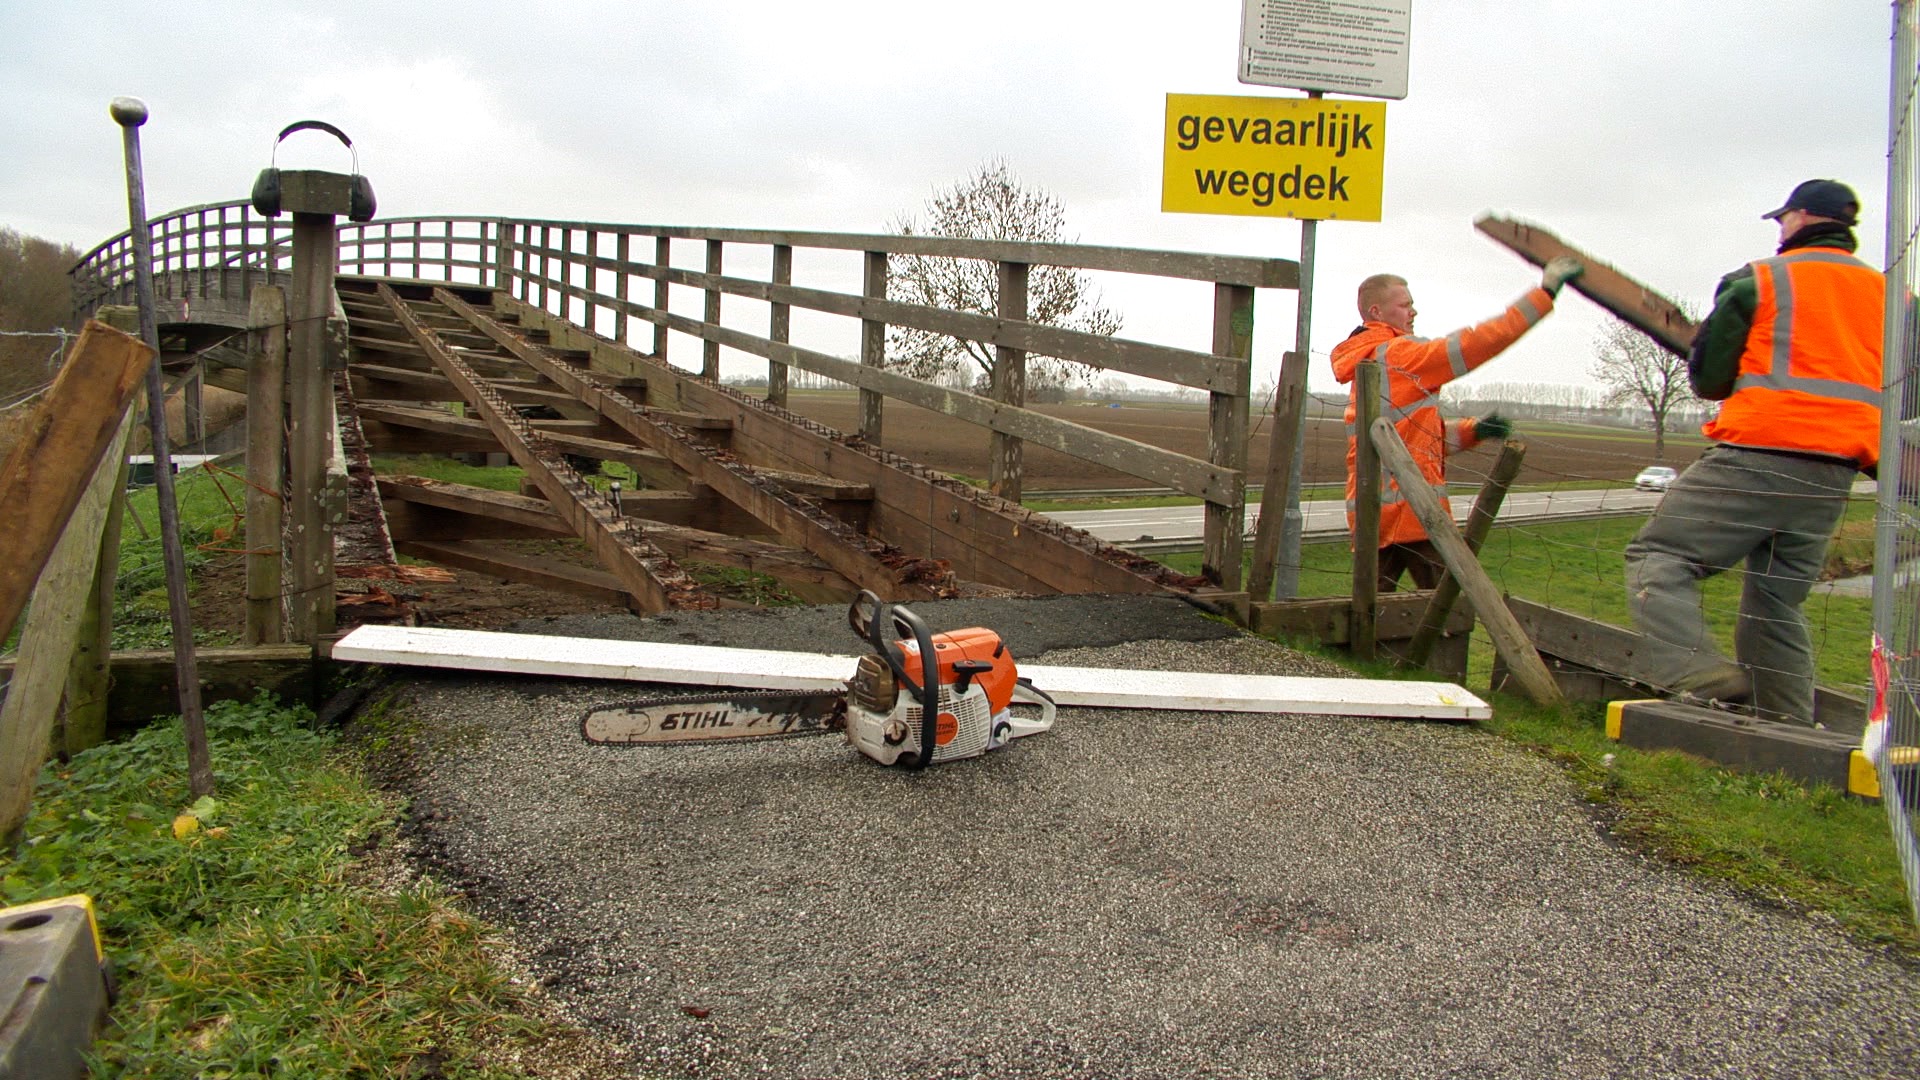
[245,285,287,644]
[1369,417,1562,705]
[1406,438,1525,666]
[859,251,887,444]
[989,261,1029,501]
[493,220,514,298]
[1205,283,1253,592]
[704,239,723,380]
[615,232,631,349]
[1350,361,1382,659]
[653,236,671,361]
[1248,348,1309,600]
[770,243,792,408]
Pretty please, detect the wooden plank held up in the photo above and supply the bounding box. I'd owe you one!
[1368,417,1564,706]
[0,321,154,646]
[1473,213,1696,357]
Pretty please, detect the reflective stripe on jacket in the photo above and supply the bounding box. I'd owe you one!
[1699,247,1883,469]
[1331,287,1554,547]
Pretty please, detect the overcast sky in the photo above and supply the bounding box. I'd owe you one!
[0,1,1894,393]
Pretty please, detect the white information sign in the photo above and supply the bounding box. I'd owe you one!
[1238,0,1413,101]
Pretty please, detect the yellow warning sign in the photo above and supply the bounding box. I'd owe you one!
[1162,93,1387,221]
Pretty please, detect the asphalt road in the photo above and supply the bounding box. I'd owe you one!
[1045,487,1666,544]
[374,596,1920,1080]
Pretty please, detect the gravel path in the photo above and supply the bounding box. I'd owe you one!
[373,597,1920,1079]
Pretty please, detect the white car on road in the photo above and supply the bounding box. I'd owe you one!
[1634,465,1678,492]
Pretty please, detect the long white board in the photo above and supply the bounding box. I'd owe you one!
[331,624,1491,721]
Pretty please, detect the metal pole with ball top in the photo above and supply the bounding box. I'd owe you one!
[111,95,213,798]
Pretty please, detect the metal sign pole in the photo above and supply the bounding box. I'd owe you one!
[1276,90,1323,598]
[111,96,213,798]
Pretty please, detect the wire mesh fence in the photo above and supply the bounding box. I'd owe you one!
[1872,0,1920,927]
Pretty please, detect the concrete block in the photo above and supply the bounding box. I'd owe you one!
[1606,699,1878,799]
[0,895,109,1080]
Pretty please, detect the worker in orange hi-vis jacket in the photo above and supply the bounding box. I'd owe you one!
[1330,254,1584,591]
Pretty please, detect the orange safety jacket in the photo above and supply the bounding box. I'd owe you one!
[1700,247,1884,469]
[1331,287,1555,547]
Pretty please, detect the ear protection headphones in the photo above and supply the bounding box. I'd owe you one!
[250,120,377,222]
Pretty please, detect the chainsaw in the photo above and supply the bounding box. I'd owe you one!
[580,591,1057,769]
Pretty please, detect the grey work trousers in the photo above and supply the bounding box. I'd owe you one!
[1623,444,1855,724]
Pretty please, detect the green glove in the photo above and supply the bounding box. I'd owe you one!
[1473,413,1512,440]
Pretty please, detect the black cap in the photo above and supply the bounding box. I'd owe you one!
[1761,179,1859,226]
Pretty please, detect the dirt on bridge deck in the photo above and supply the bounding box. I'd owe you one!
[340,598,1920,1080]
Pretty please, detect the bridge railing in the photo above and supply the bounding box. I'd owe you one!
[70,200,294,324]
[72,203,1299,591]
[493,218,1296,591]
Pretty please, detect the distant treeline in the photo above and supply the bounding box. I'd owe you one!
[0,226,83,405]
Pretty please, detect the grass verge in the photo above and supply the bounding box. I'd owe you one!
[3,693,604,1078]
[1174,504,1908,956]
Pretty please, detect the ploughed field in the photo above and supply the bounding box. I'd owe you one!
[780,390,1702,492]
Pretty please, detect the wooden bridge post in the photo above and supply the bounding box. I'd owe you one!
[989,260,1029,501]
[1350,360,1382,660]
[273,170,360,644]
[703,239,723,380]
[769,243,792,408]
[245,285,287,644]
[859,251,887,443]
[1248,348,1309,601]
[1204,283,1252,592]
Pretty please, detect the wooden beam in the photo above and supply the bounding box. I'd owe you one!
[355,403,685,487]
[246,286,288,644]
[1204,282,1252,591]
[1406,438,1525,666]
[380,476,857,595]
[395,540,630,604]
[1349,361,1382,660]
[1474,214,1696,357]
[1370,417,1562,705]
[438,288,946,602]
[507,223,1299,288]
[0,321,152,645]
[376,285,714,612]
[1249,592,1474,644]
[989,260,1028,501]
[0,407,137,841]
[1248,348,1309,601]
[1,645,316,734]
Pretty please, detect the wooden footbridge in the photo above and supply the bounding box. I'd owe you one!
[68,196,1294,632]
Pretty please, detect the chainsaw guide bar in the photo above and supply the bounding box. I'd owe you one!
[582,691,847,747]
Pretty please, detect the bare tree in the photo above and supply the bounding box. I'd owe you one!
[885,159,1120,386]
[1589,310,1699,459]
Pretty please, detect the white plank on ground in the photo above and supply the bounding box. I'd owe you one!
[331,624,1491,721]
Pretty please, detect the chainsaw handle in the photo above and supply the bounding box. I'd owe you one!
[847,590,940,770]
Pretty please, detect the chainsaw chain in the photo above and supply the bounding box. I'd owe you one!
[580,689,846,748]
